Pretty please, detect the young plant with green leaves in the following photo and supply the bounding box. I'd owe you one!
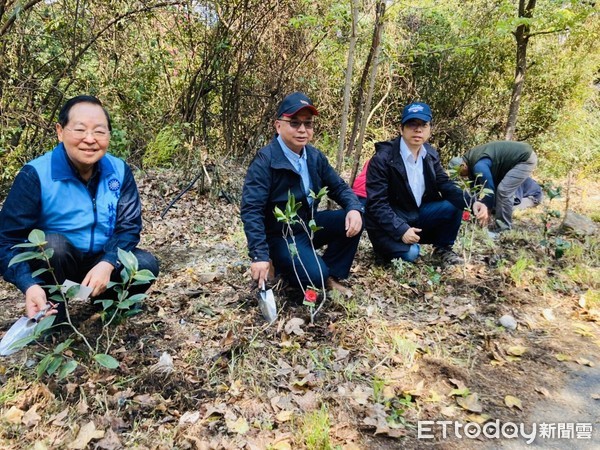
[449,169,494,263]
[7,229,156,376]
[540,182,571,259]
[273,187,328,323]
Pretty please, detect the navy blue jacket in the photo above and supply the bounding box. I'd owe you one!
[240,138,363,263]
[0,145,142,293]
[365,137,470,246]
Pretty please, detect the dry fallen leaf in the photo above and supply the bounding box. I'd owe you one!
[535,387,550,397]
[95,428,122,450]
[284,318,305,336]
[467,414,492,424]
[179,411,201,425]
[448,378,467,390]
[22,404,41,427]
[226,416,249,435]
[542,309,555,321]
[440,406,458,417]
[50,407,70,427]
[456,393,482,413]
[506,345,527,356]
[575,357,595,367]
[504,395,523,410]
[555,353,571,362]
[3,406,24,424]
[68,422,105,449]
[276,410,294,423]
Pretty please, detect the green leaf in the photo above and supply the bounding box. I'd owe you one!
[54,339,73,354]
[58,360,78,380]
[118,248,138,272]
[8,251,41,266]
[94,353,119,369]
[35,315,56,335]
[37,354,54,378]
[43,248,54,259]
[11,242,40,248]
[8,334,37,352]
[46,356,63,375]
[31,268,49,278]
[132,269,156,283]
[28,229,46,245]
[274,206,286,222]
[94,299,114,310]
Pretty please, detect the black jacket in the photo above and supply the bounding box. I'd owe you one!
[365,137,470,244]
[240,138,363,262]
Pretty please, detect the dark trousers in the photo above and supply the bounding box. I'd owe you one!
[371,200,462,262]
[267,209,362,289]
[35,234,159,320]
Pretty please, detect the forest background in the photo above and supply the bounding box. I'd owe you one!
[1,0,599,190]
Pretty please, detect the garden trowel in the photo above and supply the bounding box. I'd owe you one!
[258,281,278,323]
[0,305,50,356]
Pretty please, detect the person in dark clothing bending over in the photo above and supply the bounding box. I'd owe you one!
[448,140,538,231]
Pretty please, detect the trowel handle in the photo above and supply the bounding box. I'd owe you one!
[32,304,51,323]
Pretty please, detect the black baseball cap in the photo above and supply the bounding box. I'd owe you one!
[277,92,319,117]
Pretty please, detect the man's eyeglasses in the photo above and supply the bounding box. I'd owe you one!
[278,119,315,130]
[403,121,430,130]
[64,127,111,141]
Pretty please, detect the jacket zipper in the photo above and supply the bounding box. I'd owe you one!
[89,195,97,252]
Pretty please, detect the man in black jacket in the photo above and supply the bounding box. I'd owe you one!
[241,92,363,294]
[365,102,488,265]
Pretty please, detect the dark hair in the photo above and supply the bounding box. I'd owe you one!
[57,95,112,131]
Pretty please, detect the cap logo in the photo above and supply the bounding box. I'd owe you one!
[300,100,309,105]
[408,104,424,113]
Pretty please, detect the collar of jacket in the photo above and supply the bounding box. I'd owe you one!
[270,138,316,172]
[51,142,116,181]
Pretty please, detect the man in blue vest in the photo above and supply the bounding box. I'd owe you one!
[0,95,159,321]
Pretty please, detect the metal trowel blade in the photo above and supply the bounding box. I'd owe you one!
[0,317,38,356]
[259,283,278,323]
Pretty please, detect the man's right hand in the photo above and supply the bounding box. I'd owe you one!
[402,227,422,244]
[25,285,55,319]
[250,261,271,288]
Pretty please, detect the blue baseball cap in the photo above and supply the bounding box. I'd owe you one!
[401,102,432,124]
[277,92,319,117]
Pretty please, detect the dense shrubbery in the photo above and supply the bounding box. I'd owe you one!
[0,0,598,191]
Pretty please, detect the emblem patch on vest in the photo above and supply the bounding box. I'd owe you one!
[108,179,121,191]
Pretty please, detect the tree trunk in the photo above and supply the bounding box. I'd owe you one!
[349,1,386,185]
[505,0,536,140]
[335,0,359,174]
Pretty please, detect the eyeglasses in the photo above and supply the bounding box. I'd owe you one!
[64,127,110,141]
[278,119,315,130]
[403,121,430,130]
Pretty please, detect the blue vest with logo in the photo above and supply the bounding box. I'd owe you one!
[28,143,126,254]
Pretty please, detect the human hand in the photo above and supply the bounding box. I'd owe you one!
[250,261,271,288]
[473,201,489,227]
[402,227,422,244]
[82,261,115,297]
[345,210,363,237]
[25,285,56,319]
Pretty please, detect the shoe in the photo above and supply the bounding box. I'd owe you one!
[325,277,353,298]
[433,247,463,266]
